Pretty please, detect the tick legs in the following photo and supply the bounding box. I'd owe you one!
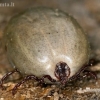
[82,70,97,80]
[0,68,56,95]
[0,69,20,88]
[41,75,56,83]
[12,75,40,95]
[12,75,56,95]
[69,59,97,81]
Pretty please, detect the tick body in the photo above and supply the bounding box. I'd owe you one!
[1,7,96,93]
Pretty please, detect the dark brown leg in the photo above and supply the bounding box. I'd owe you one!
[41,75,56,83]
[82,70,97,80]
[0,69,20,89]
[37,75,56,87]
[69,65,88,81]
[69,59,98,82]
[12,75,40,95]
[12,74,56,95]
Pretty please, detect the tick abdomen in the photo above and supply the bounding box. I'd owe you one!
[4,7,90,82]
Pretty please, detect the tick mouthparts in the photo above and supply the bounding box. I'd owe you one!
[60,76,68,85]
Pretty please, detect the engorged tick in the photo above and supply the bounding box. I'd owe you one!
[0,7,97,95]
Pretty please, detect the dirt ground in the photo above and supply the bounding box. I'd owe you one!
[0,0,100,100]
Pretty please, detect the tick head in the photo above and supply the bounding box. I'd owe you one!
[54,62,70,85]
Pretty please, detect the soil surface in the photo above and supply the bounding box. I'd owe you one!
[0,0,100,100]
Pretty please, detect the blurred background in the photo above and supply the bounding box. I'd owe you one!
[0,0,100,99]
